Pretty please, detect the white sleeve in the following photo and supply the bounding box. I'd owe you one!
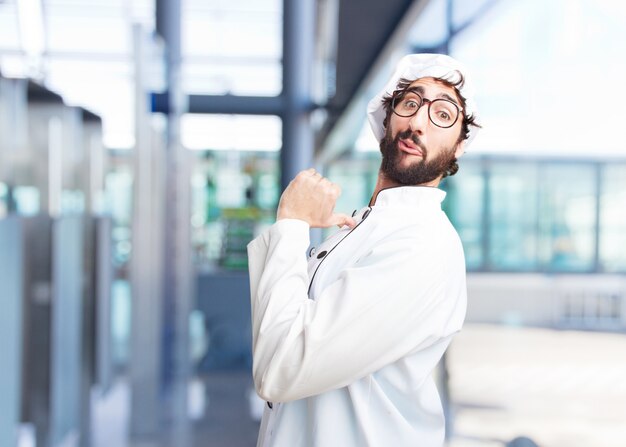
[247,218,465,403]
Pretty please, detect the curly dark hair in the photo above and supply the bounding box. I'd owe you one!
[379,73,481,179]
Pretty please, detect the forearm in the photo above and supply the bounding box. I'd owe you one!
[248,219,312,400]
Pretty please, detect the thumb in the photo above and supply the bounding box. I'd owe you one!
[331,213,357,229]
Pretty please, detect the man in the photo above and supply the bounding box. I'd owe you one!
[247,53,481,447]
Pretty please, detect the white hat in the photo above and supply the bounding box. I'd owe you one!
[367,53,480,145]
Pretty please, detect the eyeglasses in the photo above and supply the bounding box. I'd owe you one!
[392,90,462,128]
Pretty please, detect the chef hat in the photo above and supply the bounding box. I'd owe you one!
[367,53,480,145]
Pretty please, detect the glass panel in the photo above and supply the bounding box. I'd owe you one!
[327,156,379,213]
[451,0,499,30]
[0,182,7,218]
[0,218,23,447]
[45,60,134,149]
[320,155,379,240]
[105,167,133,267]
[0,2,21,51]
[190,150,279,269]
[444,159,485,270]
[13,186,40,215]
[451,0,626,157]
[46,15,130,54]
[599,164,626,272]
[488,161,539,270]
[44,0,154,50]
[182,60,281,96]
[407,0,448,49]
[50,216,83,444]
[537,164,596,271]
[183,0,282,96]
[183,11,281,59]
[30,0,151,149]
[111,279,132,368]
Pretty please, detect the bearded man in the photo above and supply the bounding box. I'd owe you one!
[247,53,481,447]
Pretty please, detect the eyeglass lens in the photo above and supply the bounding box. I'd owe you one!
[393,94,459,128]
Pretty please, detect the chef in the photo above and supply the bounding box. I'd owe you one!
[247,53,481,447]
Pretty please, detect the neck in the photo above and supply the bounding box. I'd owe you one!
[368,169,442,206]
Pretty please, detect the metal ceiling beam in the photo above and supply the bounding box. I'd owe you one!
[327,0,418,117]
[317,0,434,164]
[27,80,63,103]
[411,0,503,54]
[151,92,285,116]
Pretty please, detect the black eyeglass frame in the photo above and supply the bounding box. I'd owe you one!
[391,89,463,129]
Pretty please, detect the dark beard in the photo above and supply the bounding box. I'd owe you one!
[379,128,457,185]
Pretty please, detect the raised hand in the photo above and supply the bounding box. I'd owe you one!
[277,169,357,229]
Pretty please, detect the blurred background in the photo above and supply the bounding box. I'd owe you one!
[1,0,626,446]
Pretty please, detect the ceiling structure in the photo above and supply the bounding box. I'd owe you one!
[0,0,433,154]
[317,0,433,162]
[321,0,418,143]
[152,0,434,162]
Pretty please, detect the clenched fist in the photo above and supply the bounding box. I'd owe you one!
[277,169,357,229]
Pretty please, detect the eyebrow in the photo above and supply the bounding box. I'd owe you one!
[404,86,461,107]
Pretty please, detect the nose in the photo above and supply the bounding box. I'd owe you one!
[408,102,429,135]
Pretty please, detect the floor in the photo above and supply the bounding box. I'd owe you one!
[192,371,260,447]
[447,324,626,447]
[89,324,626,447]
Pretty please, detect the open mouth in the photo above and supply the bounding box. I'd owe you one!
[398,139,424,157]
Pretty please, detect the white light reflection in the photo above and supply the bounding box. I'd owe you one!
[181,114,282,151]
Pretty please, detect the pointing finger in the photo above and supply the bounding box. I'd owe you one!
[332,213,357,229]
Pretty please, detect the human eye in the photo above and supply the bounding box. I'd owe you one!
[437,110,451,121]
[394,93,423,116]
[432,101,456,123]
[402,98,419,110]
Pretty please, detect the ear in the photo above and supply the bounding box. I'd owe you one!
[454,139,466,159]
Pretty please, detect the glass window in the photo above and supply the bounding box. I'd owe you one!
[444,159,485,270]
[13,186,40,216]
[190,150,279,268]
[488,161,539,270]
[407,0,449,49]
[537,164,597,272]
[46,15,130,54]
[45,60,135,149]
[182,60,281,96]
[599,164,626,272]
[0,2,21,51]
[451,0,626,158]
[105,166,133,267]
[182,0,282,96]
[23,0,153,148]
[327,156,379,215]
[0,182,7,218]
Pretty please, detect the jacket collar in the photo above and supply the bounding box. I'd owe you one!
[370,186,446,208]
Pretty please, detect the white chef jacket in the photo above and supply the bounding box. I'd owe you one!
[247,186,467,447]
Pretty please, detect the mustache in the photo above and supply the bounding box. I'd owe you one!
[397,129,426,151]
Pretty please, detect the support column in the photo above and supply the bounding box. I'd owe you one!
[280,0,317,190]
[157,0,193,445]
[130,24,164,441]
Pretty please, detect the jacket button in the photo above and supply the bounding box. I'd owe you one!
[317,250,327,259]
[308,247,316,257]
[351,209,357,217]
[267,401,273,409]
[362,209,371,219]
